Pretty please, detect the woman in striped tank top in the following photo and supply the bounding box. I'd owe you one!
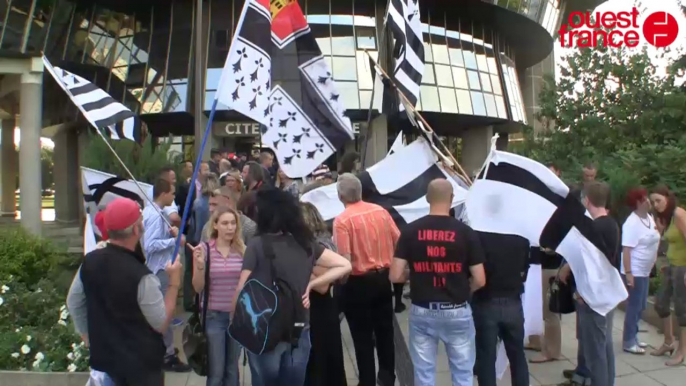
[191,206,245,386]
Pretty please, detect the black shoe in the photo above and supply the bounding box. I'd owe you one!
[558,382,584,386]
[163,355,192,373]
[562,369,575,379]
[394,302,407,313]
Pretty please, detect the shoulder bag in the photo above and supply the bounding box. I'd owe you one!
[229,235,309,354]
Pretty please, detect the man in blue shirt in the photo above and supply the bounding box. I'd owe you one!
[142,178,191,372]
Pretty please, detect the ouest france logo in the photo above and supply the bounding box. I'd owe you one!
[559,7,680,48]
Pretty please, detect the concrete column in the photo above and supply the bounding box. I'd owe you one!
[53,125,80,223]
[362,114,388,169]
[496,133,509,150]
[1,118,17,217]
[460,126,493,178]
[521,52,555,133]
[19,72,43,235]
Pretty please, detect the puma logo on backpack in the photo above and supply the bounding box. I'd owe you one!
[229,235,310,354]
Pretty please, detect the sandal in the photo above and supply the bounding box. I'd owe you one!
[665,354,684,367]
[529,355,558,363]
[651,342,676,357]
[623,345,646,355]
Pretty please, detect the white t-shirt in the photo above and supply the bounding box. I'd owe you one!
[147,186,179,217]
[621,212,660,277]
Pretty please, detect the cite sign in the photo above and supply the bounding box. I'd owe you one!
[219,122,363,137]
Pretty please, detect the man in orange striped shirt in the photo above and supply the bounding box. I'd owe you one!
[333,173,400,386]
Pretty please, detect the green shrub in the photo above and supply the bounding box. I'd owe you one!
[649,274,663,297]
[0,276,88,372]
[0,230,88,372]
[0,229,72,290]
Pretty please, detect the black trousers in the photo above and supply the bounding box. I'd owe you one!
[306,289,347,386]
[111,370,164,386]
[342,270,395,386]
[472,296,529,386]
[393,283,404,308]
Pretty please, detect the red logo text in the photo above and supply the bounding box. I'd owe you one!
[559,8,641,48]
[559,8,679,49]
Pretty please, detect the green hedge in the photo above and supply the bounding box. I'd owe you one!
[0,228,88,372]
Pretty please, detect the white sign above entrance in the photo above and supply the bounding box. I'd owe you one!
[215,122,363,137]
[224,122,261,136]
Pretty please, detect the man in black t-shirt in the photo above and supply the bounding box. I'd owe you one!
[390,179,485,386]
[559,182,619,386]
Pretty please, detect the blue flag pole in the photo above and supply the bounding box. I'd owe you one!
[171,99,219,263]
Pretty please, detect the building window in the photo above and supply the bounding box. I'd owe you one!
[500,48,526,124]
[306,0,379,110]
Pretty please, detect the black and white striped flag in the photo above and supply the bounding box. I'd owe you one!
[301,138,467,228]
[387,132,405,156]
[465,138,627,316]
[81,167,152,241]
[43,57,142,142]
[386,0,425,111]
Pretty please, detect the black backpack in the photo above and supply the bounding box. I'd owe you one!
[229,235,310,354]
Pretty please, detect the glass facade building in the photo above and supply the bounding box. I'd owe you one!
[1,0,566,153]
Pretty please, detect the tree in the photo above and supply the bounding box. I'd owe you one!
[82,135,183,184]
[510,42,686,216]
[40,147,54,194]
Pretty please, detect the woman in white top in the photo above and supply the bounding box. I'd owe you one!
[622,188,661,354]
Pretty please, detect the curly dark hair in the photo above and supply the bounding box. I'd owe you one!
[255,187,314,252]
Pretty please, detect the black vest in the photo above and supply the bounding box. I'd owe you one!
[80,244,165,377]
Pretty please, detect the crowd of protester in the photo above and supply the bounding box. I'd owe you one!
[67,151,686,386]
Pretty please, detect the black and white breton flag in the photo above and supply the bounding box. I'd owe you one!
[384,0,425,111]
[387,132,405,156]
[43,57,142,142]
[215,0,354,178]
[81,167,152,244]
[465,140,627,316]
[301,138,468,228]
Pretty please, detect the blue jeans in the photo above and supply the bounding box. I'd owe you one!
[206,311,241,386]
[102,374,115,386]
[156,270,176,358]
[409,304,475,386]
[472,297,529,386]
[622,275,649,349]
[248,327,311,386]
[577,300,615,386]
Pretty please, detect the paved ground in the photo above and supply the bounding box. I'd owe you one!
[167,304,685,386]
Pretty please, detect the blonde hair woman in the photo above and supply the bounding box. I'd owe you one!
[189,206,245,386]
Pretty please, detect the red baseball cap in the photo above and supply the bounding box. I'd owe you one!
[94,211,109,241]
[104,198,142,232]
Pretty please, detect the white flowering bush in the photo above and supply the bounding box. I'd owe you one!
[0,229,88,372]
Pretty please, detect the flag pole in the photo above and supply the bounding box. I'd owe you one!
[360,0,392,168]
[41,55,172,227]
[171,99,218,263]
[364,50,473,186]
[90,132,172,228]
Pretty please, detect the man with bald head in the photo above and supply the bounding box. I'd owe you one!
[390,178,486,386]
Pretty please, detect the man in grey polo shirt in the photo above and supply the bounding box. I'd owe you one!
[67,198,184,386]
